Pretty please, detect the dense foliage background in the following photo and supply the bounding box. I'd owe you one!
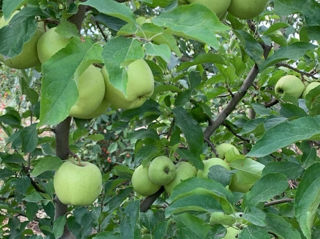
[0,0,320,238]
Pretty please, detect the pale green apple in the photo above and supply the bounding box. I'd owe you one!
[131,165,161,196]
[53,159,102,206]
[275,75,305,99]
[69,65,106,119]
[303,82,320,98]
[0,13,43,69]
[197,158,230,178]
[229,171,259,193]
[102,59,154,110]
[224,227,241,239]
[148,156,176,186]
[216,143,240,159]
[187,0,231,18]
[228,0,268,19]
[37,27,71,63]
[164,161,197,194]
[210,212,236,226]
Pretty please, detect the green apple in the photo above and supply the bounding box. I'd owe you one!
[131,165,161,196]
[102,59,154,110]
[229,171,259,193]
[69,65,105,119]
[0,13,43,69]
[37,27,71,63]
[275,75,305,99]
[164,161,197,194]
[210,212,236,226]
[197,158,230,178]
[224,227,240,239]
[303,82,320,98]
[53,159,102,206]
[148,156,176,185]
[186,0,231,19]
[216,143,240,159]
[228,0,268,19]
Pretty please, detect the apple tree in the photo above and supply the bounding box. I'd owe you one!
[0,0,320,238]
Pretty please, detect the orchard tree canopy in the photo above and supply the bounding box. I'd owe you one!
[0,0,320,238]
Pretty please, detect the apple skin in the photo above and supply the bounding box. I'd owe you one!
[209,212,236,226]
[197,158,230,178]
[102,59,154,110]
[131,165,161,196]
[229,171,258,193]
[37,27,71,63]
[275,75,305,99]
[53,159,102,206]
[216,143,240,159]
[187,0,231,19]
[148,156,176,186]
[69,65,105,119]
[164,162,197,195]
[303,82,320,98]
[0,14,43,69]
[228,0,268,19]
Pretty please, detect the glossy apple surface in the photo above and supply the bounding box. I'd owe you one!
[228,0,268,19]
[275,75,305,99]
[148,156,176,185]
[37,27,71,63]
[53,159,102,206]
[102,59,154,110]
[69,65,105,119]
[164,162,197,194]
[131,165,161,196]
[197,158,230,178]
[216,143,240,159]
[187,0,231,18]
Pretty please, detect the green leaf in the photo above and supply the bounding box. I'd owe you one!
[263,22,289,35]
[260,42,316,70]
[174,213,210,239]
[244,173,288,207]
[176,148,204,170]
[21,124,38,153]
[243,207,266,227]
[177,53,225,71]
[238,225,270,239]
[102,37,144,94]
[93,232,120,239]
[80,0,135,23]
[120,200,140,239]
[23,191,43,203]
[235,30,265,65]
[87,133,105,141]
[0,7,40,58]
[30,156,62,177]
[295,163,320,239]
[53,215,66,239]
[208,165,232,187]
[152,4,229,49]
[247,116,320,157]
[2,0,25,20]
[266,213,302,239]
[173,107,204,156]
[39,39,102,126]
[0,107,21,127]
[229,158,265,177]
[166,188,223,216]
[305,85,320,115]
[262,162,303,179]
[145,43,171,63]
[111,165,133,179]
[300,26,320,41]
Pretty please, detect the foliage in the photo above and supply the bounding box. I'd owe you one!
[0,0,320,238]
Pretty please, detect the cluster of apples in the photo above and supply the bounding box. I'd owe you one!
[132,143,264,197]
[132,156,198,196]
[151,0,269,20]
[0,16,155,119]
[274,75,320,100]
